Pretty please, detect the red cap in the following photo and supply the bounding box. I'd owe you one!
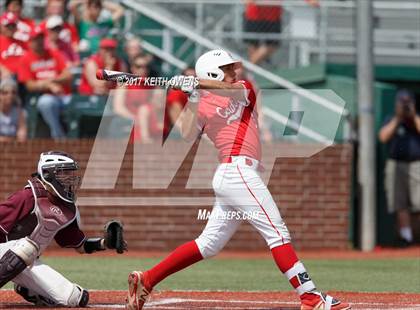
[99,38,118,49]
[30,26,44,39]
[0,12,18,26]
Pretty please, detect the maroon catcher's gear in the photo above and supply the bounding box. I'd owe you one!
[0,250,27,288]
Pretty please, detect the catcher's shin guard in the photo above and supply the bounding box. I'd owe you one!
[14,284,56,307]
[14,284,89,308]
[67,284,89,307]
[0,250,27,288]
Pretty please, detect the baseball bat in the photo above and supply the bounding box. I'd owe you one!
[96,69,139,82]
[96,69,171,87]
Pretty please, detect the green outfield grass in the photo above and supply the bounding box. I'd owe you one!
[4,256,419,293]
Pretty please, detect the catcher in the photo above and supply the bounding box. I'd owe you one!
[0,150,127,307]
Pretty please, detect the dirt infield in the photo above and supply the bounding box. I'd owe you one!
[1,290,420,309]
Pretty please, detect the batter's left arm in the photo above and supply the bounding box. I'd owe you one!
[198,79,249,101]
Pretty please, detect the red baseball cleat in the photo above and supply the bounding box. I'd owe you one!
[126,271,152,310]
[300,292,351,310]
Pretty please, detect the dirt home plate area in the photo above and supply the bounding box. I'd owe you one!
[1,248,419,310]
[1,290,420,310]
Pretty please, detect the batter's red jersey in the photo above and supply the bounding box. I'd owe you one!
[197,80,261,161]
[0,35,27,74]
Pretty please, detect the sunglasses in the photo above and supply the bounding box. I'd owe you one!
[0,90,16,95]
[133,63,148,69]
[49,26,63,32]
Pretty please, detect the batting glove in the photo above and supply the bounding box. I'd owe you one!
[168,75,198,94]
[188,90,200,104]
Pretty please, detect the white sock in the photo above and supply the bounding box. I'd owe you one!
[400,227,413,242]
[284,262,316,295]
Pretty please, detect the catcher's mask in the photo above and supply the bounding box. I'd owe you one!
[37,151,81,203]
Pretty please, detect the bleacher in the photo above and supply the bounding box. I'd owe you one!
[4,0,419,140]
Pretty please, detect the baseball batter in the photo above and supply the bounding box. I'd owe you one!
[126,50,350,310]
[0,151,127,307]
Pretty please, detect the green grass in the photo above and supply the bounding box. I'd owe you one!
[4,256,420,293]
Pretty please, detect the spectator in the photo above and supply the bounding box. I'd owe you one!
[4,0,35,43]
[40,0,80,52]
[125,37,150,66]
[112,55,160,143]
[43,15,80,66]
[69,0,124,55]
[79,38,127,95]
[0,12,27,79]
[243,0,282,65]
[163,67,195,141]
[124,36,155,69]
[244,0,319,65]
[379,90,420,247]
[0,79,27,142]
[18,27,72,139]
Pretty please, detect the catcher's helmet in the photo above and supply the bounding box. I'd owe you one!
[195,49,241,81]
[37,151,80,203]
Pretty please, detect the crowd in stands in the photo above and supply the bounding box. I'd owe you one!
[0,0,277,143]
[0,0,208,143]
[0,0,162,141]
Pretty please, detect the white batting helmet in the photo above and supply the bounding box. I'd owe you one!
[195,49,241,81]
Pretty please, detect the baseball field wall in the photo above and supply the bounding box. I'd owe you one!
[0,140,353,250]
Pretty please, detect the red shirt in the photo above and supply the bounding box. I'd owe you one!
[197,80,261,161]
[0,35,27,74]
[79,53,124,95]
[45,38,80,64]
[245,4,282,22]
[14,17,35,42]
[0,187,85,247]
[163,89,188,140]
[40,20,80,46]
[125,83,155,114]
[123,83,161,143]
[18,49,71,95]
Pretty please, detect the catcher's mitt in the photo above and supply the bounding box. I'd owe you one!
[104,220,127,254]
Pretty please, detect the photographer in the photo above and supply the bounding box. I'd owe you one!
[379,89,420,247]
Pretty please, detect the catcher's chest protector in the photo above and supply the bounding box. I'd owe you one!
[27,178,78,253]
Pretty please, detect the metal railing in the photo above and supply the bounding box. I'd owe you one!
[122,0,351,146]
[122,0,420,68]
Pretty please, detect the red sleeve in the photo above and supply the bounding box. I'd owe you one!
[236,79,256,108]
[68,23,80,44]
[38,20,47,33]
[167,90,188,107]
[52,50,68,72]
[197,102,206,131]
[54,218,86,248]
[0,188,34,235]
[17,53,34,82]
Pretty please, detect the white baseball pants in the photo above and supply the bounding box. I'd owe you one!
[0,238,78,306]
[196,156,291,258]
